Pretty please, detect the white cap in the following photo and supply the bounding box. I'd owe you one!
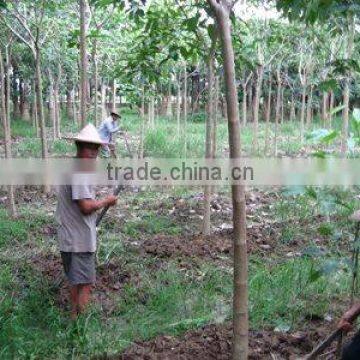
[69,124,105,145]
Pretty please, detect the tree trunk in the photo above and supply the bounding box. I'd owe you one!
[176,73,181,137]
[265,73,272,152]
[32,78,39,136]
[35,48,48,158]
[5,48,11,135]
[66,80,73,120]
[72,87,78,125]
[290,93,295,122]
[101,80,107,120]
[19,79,25,118]
[1,51,11,159]
[274,67,281,155]
[54,70,61,138]
[49,73,56,140]
[203,40,216,236]
[149,91,155,128]
[321,91,328,127]
[306,86,313,128]
[183,63,187,157]
[300,75,307,144]
[341,15,354,155]
[242,85,247,126]
[247,80,253,123]
[139,85,145,159]
[93,40,99,126]
[253,65,264,152]
[111,78,116,113]
[329,90,334,128]
[1,47,17,217]
[23,80,30,121]
[11,65,19,120]
[207,1,248,358]
[166,81,172,117]
[212,75,219,158]
[79,0,88,127]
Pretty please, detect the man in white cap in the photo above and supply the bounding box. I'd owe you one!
[56,124,117,319]
[98,111,122,158]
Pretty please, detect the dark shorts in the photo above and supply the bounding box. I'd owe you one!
[61,252,96,285]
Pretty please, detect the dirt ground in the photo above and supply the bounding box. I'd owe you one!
[101,322,341,360]
[138,217,333,261]
[30,253,131,314]
[19,188,350,360]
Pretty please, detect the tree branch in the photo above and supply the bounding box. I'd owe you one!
[207,0,220,12]
[0,15,35,54]
[39,18,56,46]
[11,5,36,43]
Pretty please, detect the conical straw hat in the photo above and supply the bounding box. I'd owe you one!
[70,123,105,145]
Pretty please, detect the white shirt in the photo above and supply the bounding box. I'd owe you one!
[98,117,120,143]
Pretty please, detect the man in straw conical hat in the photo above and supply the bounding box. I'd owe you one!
[55,123,117,319]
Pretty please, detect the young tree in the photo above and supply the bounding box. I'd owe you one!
[341,13,355,154]
[203,28,218,236]
[207,0,248,358]
[79,0,90,127]
[0,1,51,158]
[0,43,16,217]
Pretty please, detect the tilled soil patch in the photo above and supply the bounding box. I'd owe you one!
[141,233,232,260]
[116,323,334,360]
[139,219,335,261]
[30,253,131,313]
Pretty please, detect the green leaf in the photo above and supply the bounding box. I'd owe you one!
[318,79,337,92]
[306,129,338,145]
[309,267,322,283]
[185,14,200,32]
[320,130,338,144]
[305,187,317,200]
[330,105,345,116]
[207,24,216,40]
[180,46,189,59]
[312,150,326,158]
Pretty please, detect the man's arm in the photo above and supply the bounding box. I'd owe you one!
[110,125,120,134]
[76,196,117,215]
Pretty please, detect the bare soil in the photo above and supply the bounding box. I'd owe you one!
[30,253,131,314]
[113,322,339,360]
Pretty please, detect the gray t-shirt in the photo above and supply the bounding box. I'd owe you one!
[55,174,97,253]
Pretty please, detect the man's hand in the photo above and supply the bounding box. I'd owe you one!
[105,195,117,207]
[77,195,117,215]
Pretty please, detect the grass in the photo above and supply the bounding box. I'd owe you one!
[0,209,29,248]
[0,119,37,139]
[122,214,181,238]
[0,243,351,359]
[0,184,357,358]
[4,108,357,159]
[249,257,349,329]
[0,207,56,249]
